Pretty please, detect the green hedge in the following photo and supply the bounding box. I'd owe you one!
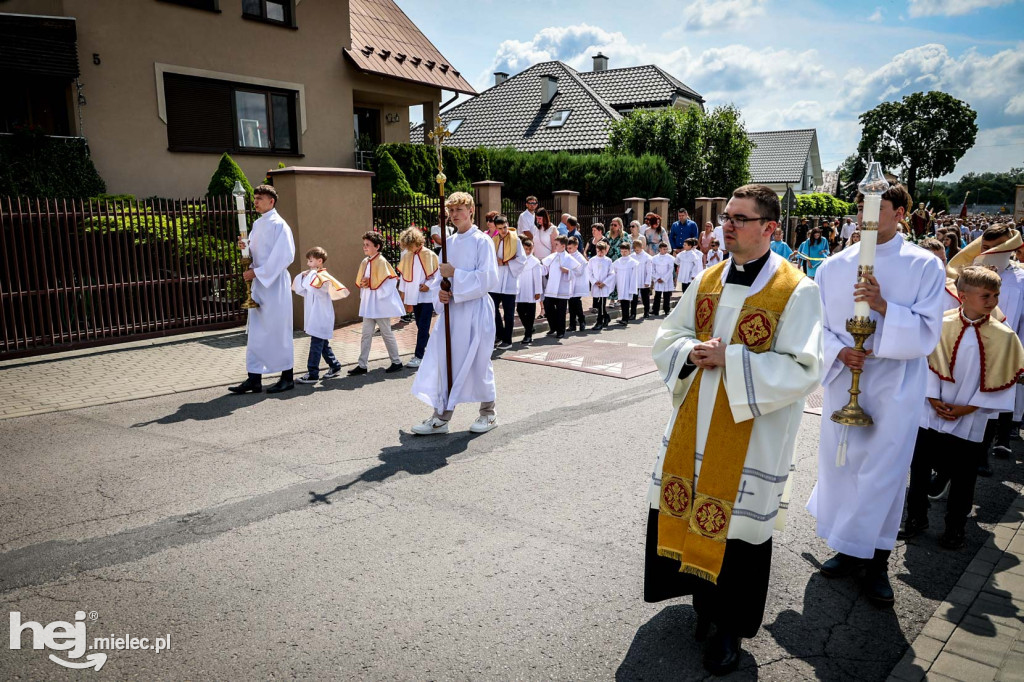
[375,143,674,202]
[791,193,856,218]
[0,127,106,197]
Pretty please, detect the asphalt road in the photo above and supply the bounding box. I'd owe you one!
[1,317,1022,681]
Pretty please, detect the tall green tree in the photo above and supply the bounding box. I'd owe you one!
[607,104,751,208]
[836,153,867,202]
[857,91,978,200]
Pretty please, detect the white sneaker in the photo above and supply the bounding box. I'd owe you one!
[407,356,422,368]
[469,415,498,433]
[411,416,449,435]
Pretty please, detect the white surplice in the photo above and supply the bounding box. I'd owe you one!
[570,251,590,297]
[611,256,639,299]
[922,321,1016,442]
[586,255,614,298]
[675,249,704,284]
[651,253,676,292]
[648,253,824,542]
[516,256,544,303]
[246,208,295,374]
[397,250,440,307]
[807,233,946,558]
[291,270,335,340]
[635,251,654,288]
[411,225,500,412]
[358,258,405,320]
[490,236,527,295]
[542,251,578,298]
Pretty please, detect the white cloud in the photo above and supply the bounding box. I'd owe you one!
[679,45,834,92]
[907,0,1019,17]
[682,0,767,30]
[838,43,1024,129]
[868,7,884,22]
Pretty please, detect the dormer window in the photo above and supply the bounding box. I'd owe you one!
[547,110,571,128]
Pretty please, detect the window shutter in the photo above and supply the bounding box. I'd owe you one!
[164,73,234,151]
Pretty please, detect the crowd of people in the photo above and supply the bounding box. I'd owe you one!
[229,182,1024,676]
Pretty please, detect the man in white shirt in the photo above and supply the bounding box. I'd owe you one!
[518,196,538,240]
[839,218,857,246]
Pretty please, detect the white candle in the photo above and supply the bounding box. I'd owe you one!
[235,193,250,258]
[854,193,881,319]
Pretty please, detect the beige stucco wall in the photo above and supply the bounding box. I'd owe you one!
[4,0,442,197]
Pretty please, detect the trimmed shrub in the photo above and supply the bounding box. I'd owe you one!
[376,143,674,202]
[375,150,415,201]
[207,153,253,202]
[791,193,856,218]
[0,126,106,198]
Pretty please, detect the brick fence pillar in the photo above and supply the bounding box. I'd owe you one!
[693,197,712,228]
[553,190,579,219]
[472,180,504,223]
[268,166,375,328]
[648,197,670,226]
[623,197,646,226]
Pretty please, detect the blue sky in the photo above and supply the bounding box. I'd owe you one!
[400,0,1024,180]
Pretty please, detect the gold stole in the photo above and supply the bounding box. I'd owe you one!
[493,229,519,264]
[658,259,804,583]
[355,254,397,290]
[929,308,1024,392]
[398,248,439,282]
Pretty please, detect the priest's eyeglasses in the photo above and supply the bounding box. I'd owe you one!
[718,213,768,228]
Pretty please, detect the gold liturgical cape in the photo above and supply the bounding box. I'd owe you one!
[492,229,519,263]
[929,309,1024,393]
[356,254,398,290]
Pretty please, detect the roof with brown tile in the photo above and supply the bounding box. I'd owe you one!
[345,0,476,95]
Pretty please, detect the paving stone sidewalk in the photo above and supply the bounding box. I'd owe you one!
[0,297,611,420]
[889,492,1024,682]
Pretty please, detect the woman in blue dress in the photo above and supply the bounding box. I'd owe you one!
[797,226,830,278]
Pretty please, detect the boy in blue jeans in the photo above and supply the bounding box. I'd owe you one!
[292,246,349,384]
[397,226,440,368]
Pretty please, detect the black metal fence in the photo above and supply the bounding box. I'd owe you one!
[577,201,628,230]
[371,191,443,262]
[0,196,248,358]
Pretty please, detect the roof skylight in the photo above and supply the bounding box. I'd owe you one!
[547,110,571,128]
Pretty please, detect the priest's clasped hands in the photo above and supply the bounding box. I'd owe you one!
[690,337,726,369]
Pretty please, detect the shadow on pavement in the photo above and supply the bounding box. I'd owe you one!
[616,604,759,681]
[765,572,908,681]
[308,431,481,505]
[131,387,305,426]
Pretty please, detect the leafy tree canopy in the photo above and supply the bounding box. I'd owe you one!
[857,91,978,200]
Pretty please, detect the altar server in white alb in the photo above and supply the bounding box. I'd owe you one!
[807,183,946,606]
[411,192,500,435]
[230,185,296,395]
[646,184,824,676]
[292,246,349,384]
[586,240,614,329]
[349,231,405,376]
[515,238,544,345]
[489,214,526,349]
[651,242,676,316]
[675,237,705,292]
[611,242,639,325]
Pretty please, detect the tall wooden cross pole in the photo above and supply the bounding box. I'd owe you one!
[427,116,454,397]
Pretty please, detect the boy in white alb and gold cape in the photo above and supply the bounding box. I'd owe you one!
[397,227,440,369]
[292,246,349,384]
[349,231,405,376]
[646,184,823,676]
[901,266,1024,550]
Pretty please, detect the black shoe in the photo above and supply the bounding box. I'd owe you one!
[819,552,863,578]
[555,333,564,339]
[400,313,414,323]
[695,614,712,643]
[545,330,557,337]
[898,517,929,540]
[977,461,994,477]
[578,324,588,331]
[521,336,532,345]
[266,377,294,394]
[703,630,741,676]
[993,445,1011,459]
[568,324,577,332]
[227,375,262,394]
[616,320,628,326]
[862,568,895,606]
[385,362,404,373]
[939,527,966,550]
[348,366,368,376]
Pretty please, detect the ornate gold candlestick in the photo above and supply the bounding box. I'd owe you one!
[239,256,259,309]
[830,316,875,426]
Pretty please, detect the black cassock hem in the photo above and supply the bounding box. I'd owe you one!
[644,508,772,638]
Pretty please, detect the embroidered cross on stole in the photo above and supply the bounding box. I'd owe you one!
[658,258,804,583]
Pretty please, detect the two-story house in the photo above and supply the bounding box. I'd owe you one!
[0,0,475,197]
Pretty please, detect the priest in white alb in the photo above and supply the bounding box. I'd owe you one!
[229,184,296,395]
[807,183,946,605]
[411,192,500,435]
[646,184,824,676]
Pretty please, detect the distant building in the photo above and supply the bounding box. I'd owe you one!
[746,129,822,194]
[411,55,705,152]
[0,0,475,196]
